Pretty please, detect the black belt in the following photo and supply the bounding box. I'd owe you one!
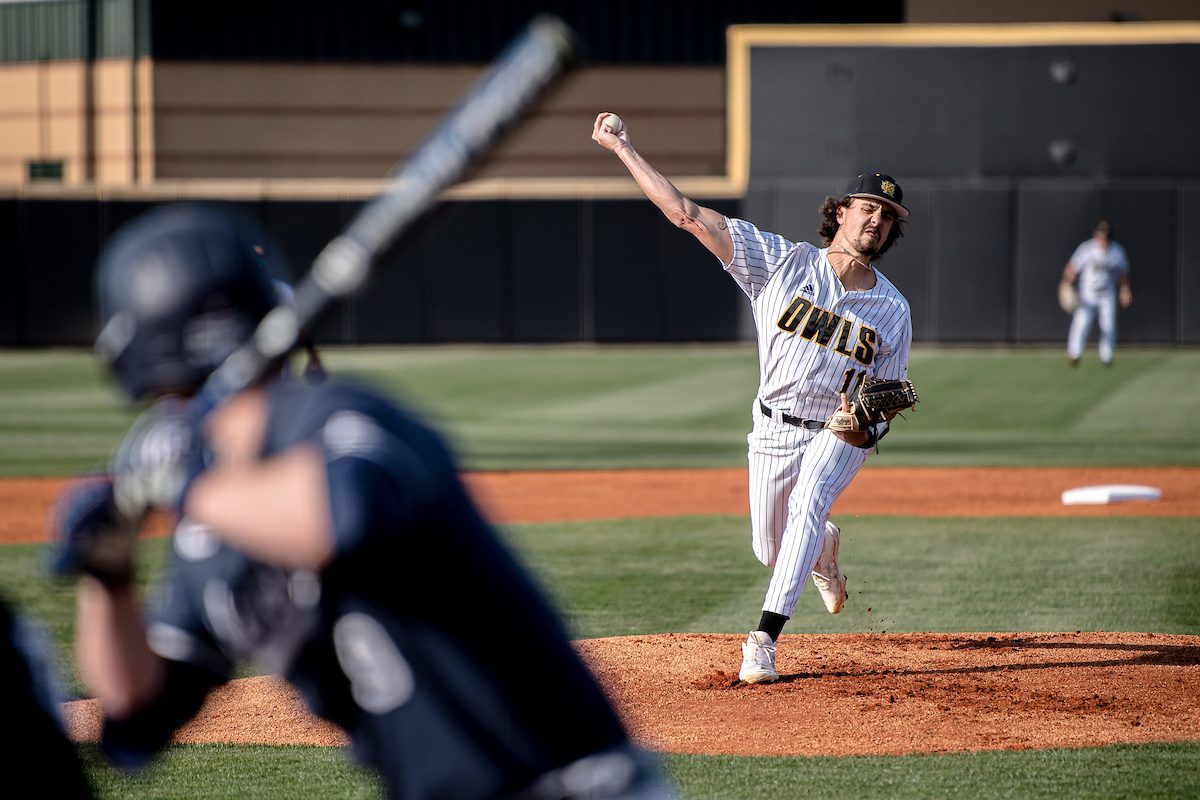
[759,401,824,430]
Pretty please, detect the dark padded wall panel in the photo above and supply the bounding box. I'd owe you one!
[769,184,835,244]
[260,201,349,283]
[22,201,103,345]
[750,44,1200,181]
[739,184,778,239]
[1013,185,1094,343]
[424,203,508,343]
[875,184,932,342]
[8,196,747,347]
[507,201,583,342]
[1097,187,1176,344]
[0,201,20,345]
[349,200,431,344]
[977,46,1200,178]
[1182,187,1200,344]
[758,180,1185,346]
[590,201,675,341]
[746,40,1197,345]
[1013,184,1176,344]
[658,199,744,341]
[752,47,991,179]
[261,200,355,344]
[13,191,1197,346]
[931,188,1012,342]
[750,48,859,179]
[99,201,159,249]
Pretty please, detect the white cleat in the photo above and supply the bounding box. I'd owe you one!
[738,631,778,684]
[811,520,848,614]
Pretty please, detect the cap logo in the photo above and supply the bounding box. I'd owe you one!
[880,180,896,198]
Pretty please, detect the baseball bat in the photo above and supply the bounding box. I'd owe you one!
[201,15,575,402]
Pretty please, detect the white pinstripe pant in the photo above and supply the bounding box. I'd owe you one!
[1067,291,1119,364]
[747,403,869,617]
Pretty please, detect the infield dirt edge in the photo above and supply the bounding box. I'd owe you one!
[61,631,1200,757]
[31,467,1200,756]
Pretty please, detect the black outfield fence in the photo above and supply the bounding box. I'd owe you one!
[0,197,743,347]
[2,189,1197,347]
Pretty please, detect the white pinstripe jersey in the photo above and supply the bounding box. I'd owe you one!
[723,217,912,422]
[1069,238,1129,298]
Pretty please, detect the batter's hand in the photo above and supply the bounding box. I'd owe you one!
[49,476,137,587]
[111,396,209,518]
[591,111,629,151]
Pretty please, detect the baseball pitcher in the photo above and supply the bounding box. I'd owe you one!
[592,112,917,684]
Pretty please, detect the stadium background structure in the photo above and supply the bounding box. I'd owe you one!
[2,6,1200,348]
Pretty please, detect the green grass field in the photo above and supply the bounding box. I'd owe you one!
[1,345,1197,799]
[2,345,1198,475]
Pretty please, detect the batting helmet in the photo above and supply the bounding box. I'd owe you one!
[94,205,281,401]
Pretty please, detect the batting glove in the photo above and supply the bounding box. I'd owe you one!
[111,396,209,519]
[49,476,137,587]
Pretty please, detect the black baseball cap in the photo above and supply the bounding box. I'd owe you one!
[844,172,909,219]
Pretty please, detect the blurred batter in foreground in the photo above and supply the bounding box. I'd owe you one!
[52,206,672,799]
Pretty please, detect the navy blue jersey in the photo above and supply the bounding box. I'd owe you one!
[107,380,629,799]
[1,598,92,797]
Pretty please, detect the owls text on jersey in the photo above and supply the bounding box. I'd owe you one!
[722,217,913,423]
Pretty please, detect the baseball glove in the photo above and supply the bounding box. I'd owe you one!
[1058,280,1079,314]
[825,378,920,433]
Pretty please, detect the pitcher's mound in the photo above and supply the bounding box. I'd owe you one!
[581,632,1200,756]
[64,632,1200,757]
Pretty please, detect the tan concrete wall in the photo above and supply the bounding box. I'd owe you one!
[148,62,724,180]
[0,61,86,183]
[1,60,724,186]
[92,59,135,183]
[136,58,155,182]
[0,57,156,185]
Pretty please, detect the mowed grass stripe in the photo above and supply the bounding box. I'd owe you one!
[77,740,1200,800]
[6,515,1197,696]
[2,346,1199,475]
[6,513,1197,799]
[664,743,1200,800]
[507,515,1200,639]
[80,744,384,799]
[0,345,1195,798]
[900,349,1200,466]
[1071,350,1200,431]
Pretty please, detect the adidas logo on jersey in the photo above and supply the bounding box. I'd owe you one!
[800,283,814,294]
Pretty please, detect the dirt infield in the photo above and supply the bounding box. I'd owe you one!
[63,632,1200,756]
[4,466,1196,545]
[14,467,1197,756]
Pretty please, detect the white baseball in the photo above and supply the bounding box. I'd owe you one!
[603,113,624,134]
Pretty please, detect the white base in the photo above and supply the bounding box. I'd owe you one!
[1061,484,1162,506]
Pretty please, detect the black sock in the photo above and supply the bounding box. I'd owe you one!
[756,611,788,642]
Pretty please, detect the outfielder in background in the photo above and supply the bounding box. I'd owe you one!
[51,206,672,799]
[1060,220,1132,367]
[592,112,914,684]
